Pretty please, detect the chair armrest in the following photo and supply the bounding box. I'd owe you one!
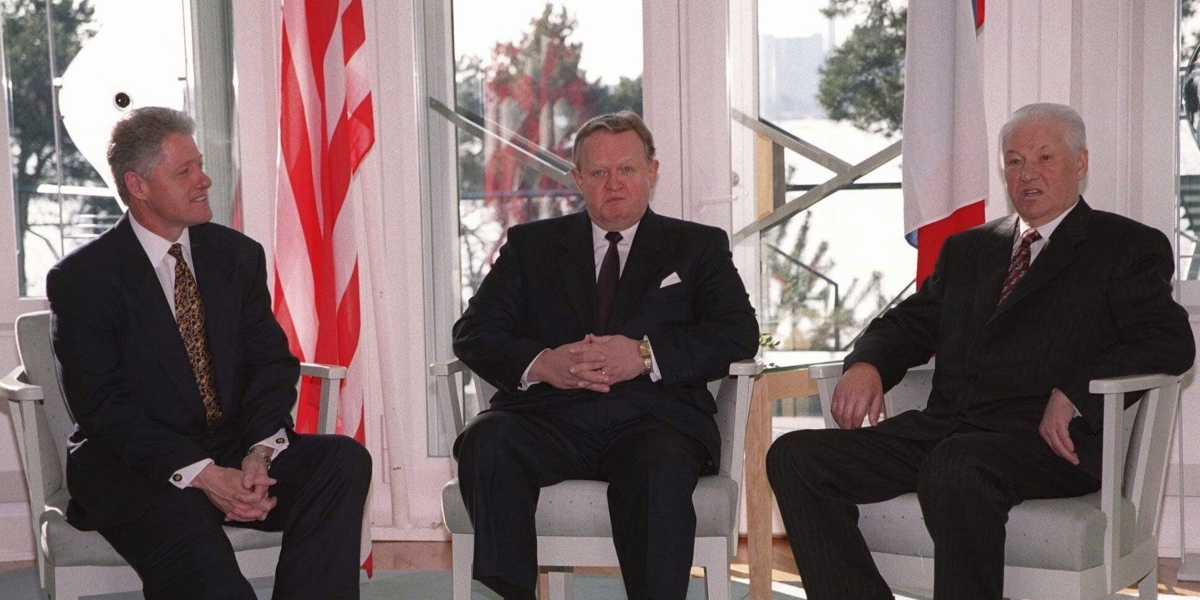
[299,362,344,435]
[808,361,843,381]
[1089,372,1180,395]
[0,366,42,402]
[300,362,347,381]
[729,358,764,377]
[429,358,468,376]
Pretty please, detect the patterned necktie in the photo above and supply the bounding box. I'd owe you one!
[596,231,623,330]
[997,228,1043,306]
[168,244,221,426]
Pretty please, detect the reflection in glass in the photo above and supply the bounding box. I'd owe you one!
[452,1,643,306]
[1180,26,1200,279]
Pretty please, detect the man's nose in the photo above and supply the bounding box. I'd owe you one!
[604,172,620,189]
[1018,163,1037,182]
[198,171,213,189]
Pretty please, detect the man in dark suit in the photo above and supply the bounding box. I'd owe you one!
[47,107,371,599]
[766,103,1196,599]
[452,111,758,600]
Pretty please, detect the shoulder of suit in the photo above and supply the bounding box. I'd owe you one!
[646,212,730,245]
[190,221,262,249]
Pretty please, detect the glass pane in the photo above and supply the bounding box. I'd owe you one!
[2,0,190,296]
[758,0,906,186]
[452,0,644,307]
[1180,7,1200,279]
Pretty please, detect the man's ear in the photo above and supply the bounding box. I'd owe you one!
[123,170,148,202]
[648,159,659,187]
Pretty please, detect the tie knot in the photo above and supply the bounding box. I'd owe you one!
[605,231,622,244]
[1020,229,1042,245]
[168,243,185,260]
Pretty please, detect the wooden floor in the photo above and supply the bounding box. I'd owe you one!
[6,538,1200,596]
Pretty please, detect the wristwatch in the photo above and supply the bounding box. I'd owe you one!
[247,446,273,469]
[638,339,653,375]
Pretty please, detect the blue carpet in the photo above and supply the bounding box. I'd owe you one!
[0,567,817,599]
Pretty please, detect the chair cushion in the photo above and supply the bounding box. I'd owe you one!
[40,490,284,567]
[858,491,1135,571]
[441,475,739,538]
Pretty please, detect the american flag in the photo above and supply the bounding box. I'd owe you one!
[273,0,375,573]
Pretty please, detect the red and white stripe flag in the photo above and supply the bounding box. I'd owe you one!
[903,0,988,287]
[273,0,375,574]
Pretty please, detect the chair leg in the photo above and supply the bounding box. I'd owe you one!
[452,534,474,600]
[1138,570,1157,599]
[546,567,574,600]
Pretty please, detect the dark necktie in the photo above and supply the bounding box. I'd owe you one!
[596,231,622,330]
[997,228,1042,306]
[168,244,221,426]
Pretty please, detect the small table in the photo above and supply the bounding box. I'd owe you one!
[745,353,842,600]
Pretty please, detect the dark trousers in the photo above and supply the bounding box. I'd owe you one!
[454,397,711,600]
[765,423,1099,600]
[97,434,372,600]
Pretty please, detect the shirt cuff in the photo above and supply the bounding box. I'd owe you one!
[171,458,214,489]
[644,336,661,383]
[519,349,549,391]
[255,429,290,457]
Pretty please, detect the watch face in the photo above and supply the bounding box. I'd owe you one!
[639,341,651,358]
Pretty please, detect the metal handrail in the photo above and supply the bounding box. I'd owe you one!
[731,139,902,244]
[766,243,840,349]
[428,97,577,190]
[731,108,853,174]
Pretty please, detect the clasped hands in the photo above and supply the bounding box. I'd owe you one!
[832,362,1081,465]
[529,333,643,393]
[191,446,277,522]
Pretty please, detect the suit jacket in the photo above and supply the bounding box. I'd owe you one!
[452,209,759,463]
[46,215,300,529]
[846,199,1195,479]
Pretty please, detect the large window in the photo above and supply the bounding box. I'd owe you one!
[449,0,643,304]
[425,0,644,453]
[0,0,236,297]
[732,0,911,435]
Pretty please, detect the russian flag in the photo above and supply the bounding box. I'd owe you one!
[903,0,988,287]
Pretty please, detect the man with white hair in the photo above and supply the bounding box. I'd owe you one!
[766,103,1195,599]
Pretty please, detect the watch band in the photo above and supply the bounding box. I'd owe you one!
[247,446,273,469]
[638,340,653,375]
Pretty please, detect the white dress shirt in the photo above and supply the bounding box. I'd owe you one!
[128,215,289,488]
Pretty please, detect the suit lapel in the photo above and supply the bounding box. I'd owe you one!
[190,225,239,417]
[607,210,668,331]
[115,217,204,414]
[557,212,598,333]
[994,199,1090,315]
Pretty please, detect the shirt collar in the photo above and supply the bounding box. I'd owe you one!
[591,219,640,248]
[129,213,191,267]
[1018,198,1078,241]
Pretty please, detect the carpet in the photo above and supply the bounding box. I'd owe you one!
[0,567,811,599]
[0,567,1189,599]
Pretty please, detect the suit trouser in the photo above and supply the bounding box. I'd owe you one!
[97,433,372,600]
[454,396,711,600]
[765,423,1099,600]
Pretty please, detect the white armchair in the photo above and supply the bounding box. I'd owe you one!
[809,360,1186,599]
[432,357,762,600]
[0,310,345,600]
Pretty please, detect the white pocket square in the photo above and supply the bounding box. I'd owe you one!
[660,272,682,288]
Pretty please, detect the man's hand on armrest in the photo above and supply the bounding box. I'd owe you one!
[832,363,885,430]
[1039,389,1079,465]
[191,463,277,522]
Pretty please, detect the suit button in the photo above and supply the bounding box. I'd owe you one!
[967,371,979,381]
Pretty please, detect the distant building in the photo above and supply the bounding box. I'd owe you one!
[760,34,826,121]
